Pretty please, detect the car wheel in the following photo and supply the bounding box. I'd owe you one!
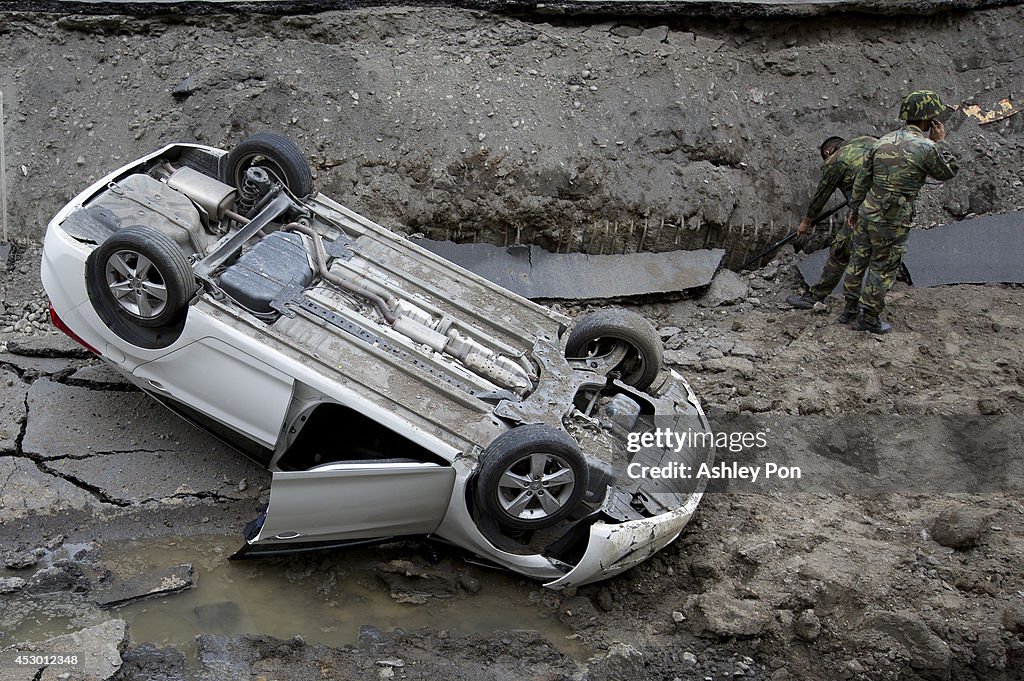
[475,424,589,531]
[86,225,197,329]
[221,132,313,197]
[564,308,664,390]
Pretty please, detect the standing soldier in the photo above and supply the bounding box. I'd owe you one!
[786,134,877,314]
[842,91,959,334]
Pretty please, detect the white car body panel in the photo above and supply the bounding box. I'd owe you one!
[132,337,294,450]
[255,464,457,543]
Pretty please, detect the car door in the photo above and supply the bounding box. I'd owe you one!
[132,336,294,450]
[249,463,457,544]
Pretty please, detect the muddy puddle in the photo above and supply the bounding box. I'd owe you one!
[2,535,590,662]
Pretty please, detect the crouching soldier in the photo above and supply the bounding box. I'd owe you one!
[842,90,959,333]
[787,134,877,311]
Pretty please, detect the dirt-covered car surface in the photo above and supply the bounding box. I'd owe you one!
[39,133,713,588]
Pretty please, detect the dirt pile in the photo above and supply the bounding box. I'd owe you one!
[1,5,1022,262]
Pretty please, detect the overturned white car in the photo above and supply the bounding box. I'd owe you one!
[40,133,713,587]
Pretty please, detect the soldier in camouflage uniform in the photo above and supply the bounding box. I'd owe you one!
[786,134,877,311]
[841,90,959,334]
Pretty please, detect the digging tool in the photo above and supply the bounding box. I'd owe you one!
[739,199,848,270]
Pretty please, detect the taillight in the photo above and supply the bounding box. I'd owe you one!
[49,305,102,356]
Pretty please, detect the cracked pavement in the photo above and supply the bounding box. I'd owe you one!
[0,333,268,522]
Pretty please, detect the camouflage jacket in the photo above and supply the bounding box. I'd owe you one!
[806,135,877,219]
[849,125,959,225]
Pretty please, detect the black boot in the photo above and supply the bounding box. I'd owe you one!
[786,291,821,310]
[836,299,859,324]
[853,314,892,334]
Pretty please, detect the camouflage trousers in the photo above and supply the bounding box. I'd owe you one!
[808,222,855,300]
[842,218,911,319]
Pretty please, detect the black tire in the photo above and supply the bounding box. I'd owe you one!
[86,225,196,330]
[564,308,664,391]
[475,424,589,531]
[221,132,314,197]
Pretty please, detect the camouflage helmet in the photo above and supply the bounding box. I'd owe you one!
[899,90,949,122]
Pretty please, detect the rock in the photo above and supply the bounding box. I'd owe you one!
[730,343,758,358]
[658,326,681,339]
[977,397,1004,415]
[596,587,614,612]
[95,563,195,608]
[0,577,27,594]
[731,320,745,332]
[1002,603,1024,634]
[171,75,197,98]
[664,347,702,368]
[4,550,40,570]
[689,556,720,579]
[694,36,725,51]
[116,643,187,681]
[794,610,822,641]
[27,559,91,595]
[688,592,772,637]
[458,574,481,594]
[704,357,756,378]
[640,25,669,43]
[587,642,644,681]
[699,269,749,307]
[671,610,685,623]
[664,333,687,350]
[865,611,951,679]
[738,540,778,565]
[702,347,725,360]
[931,507,989,549]
[559,595,599,628]
[739,397,772,413]
[4,619,129,681]
[610,25,642,38]
[682,651,698,666]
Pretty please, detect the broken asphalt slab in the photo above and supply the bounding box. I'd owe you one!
[20,379,266,505]
[0,456,97,523]
[797,210,1024,291]
[95,563,194,608]
[23,379,237,460]
[40,450,265,506]
[1,619,129,681]
[417,239,724,299]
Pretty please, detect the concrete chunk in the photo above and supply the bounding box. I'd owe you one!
[0,456,96,522]
[698,269,749,307]
[95,563,195,608]
[3,619,130,681]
